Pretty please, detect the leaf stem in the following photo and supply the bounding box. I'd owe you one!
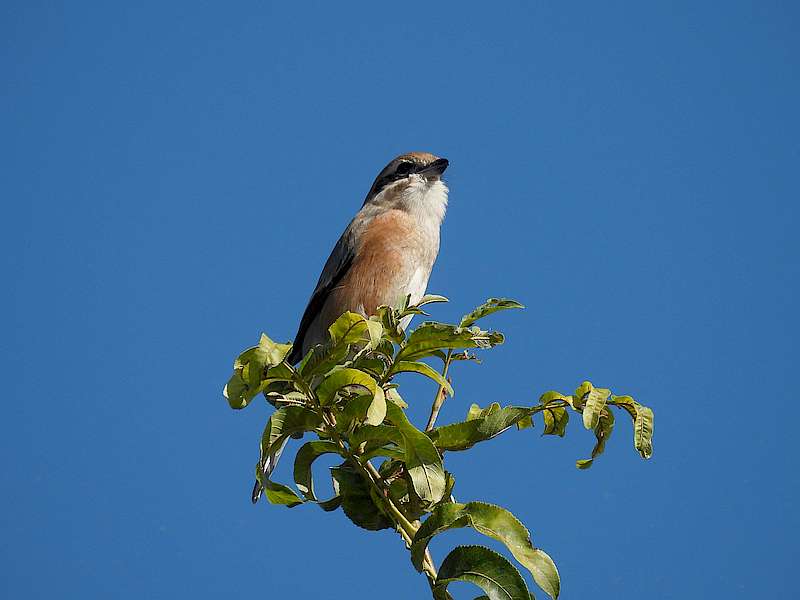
[425,349,453,431]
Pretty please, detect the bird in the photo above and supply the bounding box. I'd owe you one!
[286,151,449,364]
[252,151,449,503]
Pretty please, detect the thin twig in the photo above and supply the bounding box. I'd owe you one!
[425,349,453,431]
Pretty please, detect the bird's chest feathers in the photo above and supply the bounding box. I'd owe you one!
[341,209,439,313]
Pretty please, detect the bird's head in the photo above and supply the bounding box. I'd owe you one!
[363,152,449,222]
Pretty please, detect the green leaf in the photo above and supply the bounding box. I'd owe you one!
[416,294,449,306]
[365,319,383,349]
[385,387,407,408]
[223,371,252,409]
[516,415,534,430]
[414,502,560,599]
[299,342,350,379]
[459,298,525,328]
[433,545,532,600]
[392,360,454,397]
[538,391,570,406]
[365,386,387,426]
[634,405,654,459]
[292,441,340,502]
[259,406,321,457]
[350,424,403,449]
[576,407,615,469]
[467,403,484,421]
[328,311,370,346]
[255,333,292,370]
[315,368,380,407]
[398,322,505,361]
[608,395,654,459]
[429,407,532,451]
[542,407,569,437]
[223,334,293,409]
[608,394,637,420]
[256,407,321,487]
[386,402,446,504]
[261,479,304,507]
[582,387,610,430]
[572,381,593,410]
[330,463,391,531]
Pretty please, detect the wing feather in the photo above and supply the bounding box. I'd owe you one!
[286,225,357,364]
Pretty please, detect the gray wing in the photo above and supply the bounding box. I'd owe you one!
[286,224,357,364]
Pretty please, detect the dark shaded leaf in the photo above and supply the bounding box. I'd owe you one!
[414,502,559,599]
[293,441,340,502]
[433,545,531,600]
[330,463,391,531]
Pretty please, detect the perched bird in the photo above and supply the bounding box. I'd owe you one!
[286,151,449,364]
[252,151,449,503]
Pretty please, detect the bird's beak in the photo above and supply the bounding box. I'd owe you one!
[419,158,449,177]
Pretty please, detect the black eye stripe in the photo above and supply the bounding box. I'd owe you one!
[395,161,415,175]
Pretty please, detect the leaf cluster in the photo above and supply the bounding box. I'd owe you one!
[223,296,654,599]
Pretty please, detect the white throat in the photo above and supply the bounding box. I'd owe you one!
[397,177,448,225]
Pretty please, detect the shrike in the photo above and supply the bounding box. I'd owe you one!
[252,152,449,503]
[286,151,449,363]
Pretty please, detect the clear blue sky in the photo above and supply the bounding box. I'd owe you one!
[2,2,797,598]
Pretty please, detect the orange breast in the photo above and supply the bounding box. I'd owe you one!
[327,209,426,319]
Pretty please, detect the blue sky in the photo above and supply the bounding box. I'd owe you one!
[2,2,798,598]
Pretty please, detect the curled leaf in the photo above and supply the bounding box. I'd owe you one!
[433,545,532,600]
[459,298,525,328]
[413,502,560,599]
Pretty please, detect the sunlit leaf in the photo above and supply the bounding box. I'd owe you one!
[542,407,569,437]
[582,387,610,430]
[260,478,304,507]
[328,311,370,346]
[576,407,615,469]
[365,385,387,426]
[398,322,504,362]
[459,298,525,328]
[466,403,483,421]
[634,405,654,459]
[315,368,380,406]
[516,415,534,430]
[416,294,449,306]
[223,371,252,409]
[392,360,454,397]
[608,395,654,460]
[429,407,532,451]
[386,402,446,504]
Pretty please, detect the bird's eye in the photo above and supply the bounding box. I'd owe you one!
[395,162,415,176]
